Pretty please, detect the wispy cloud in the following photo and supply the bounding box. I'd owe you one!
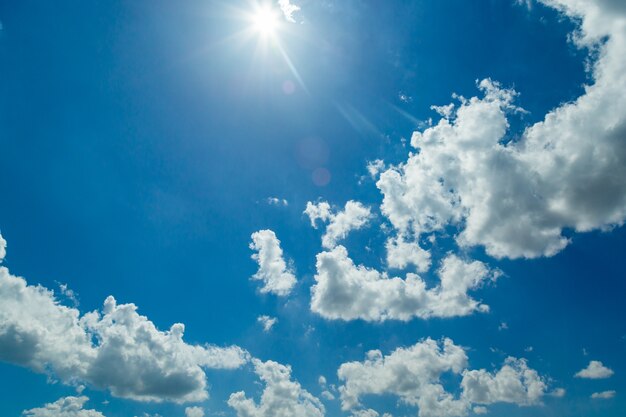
[278,0,301,23]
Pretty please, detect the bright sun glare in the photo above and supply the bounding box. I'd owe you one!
[252,8,279,35]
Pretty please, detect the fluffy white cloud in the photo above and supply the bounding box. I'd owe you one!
[228,359,325,417]
[184,406,205,417]
[591,390,616,399]
[338,338,469,417]
[304,201,372,249]
[338,339,548,417]
[461,357,547,406]
[278,0,300,23]
[22,396,106,417]
[0,254,248,403]
[81,296,248,402]
[250,230,297,296]
[257,315,278,332]
[311,246,496,321]
[375,0,626,259]
[575,360,614,379]
[385,235,431,273]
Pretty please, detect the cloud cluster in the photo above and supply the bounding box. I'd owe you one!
[228,359,325,417]
[250,230,297,296]
[338,339,548,417]
[305,201,372,249]
[0,260,248,403]
[375,0,626,260]
[575,360,614,379]
[311,246,496,321]
[22,396,106,417]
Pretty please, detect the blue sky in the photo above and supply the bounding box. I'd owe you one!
[0,1,625,416]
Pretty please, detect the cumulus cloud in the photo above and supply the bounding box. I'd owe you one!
[0,252,248,403]
[311,246,497,321]
[575,360,614,379]
[385,235,431,273]
[22,396,106,417]
[278,0,300,23]
[591,390,616,399]
[461,357,547,406]
[257,315,278,332]
[184,406,205,417]
[338,338,469,417]
[338,339,548,417]
[375,0,626,260]
[228,359,325,417]
[250,230,297,296]
[304,201,372,249]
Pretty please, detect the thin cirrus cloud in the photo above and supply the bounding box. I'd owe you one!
[228,359,325,417]
[374,0,626,261]
[338,338,550,417]
[21,396,106,417]
[249,229,297,296]
[575,360,614,379]
[311,246,498,321]
[0,237,249,404]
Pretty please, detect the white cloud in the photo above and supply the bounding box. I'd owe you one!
[575,360,614,379]
[385,235,431,273]
[550,388,566,397]
[376,0,626,260]
[22,396,106,417]
[366,160,386,179]
[0,233,6,262]
[0,252,248,403]
[185,406,205,417]
[228,359,325,417]
[311,246,497,321]
[338,338,469,417]
[267,197,288,207]
[591,390,616,399]
[250,230,297,296]
[278,0,301,23]
[81,296,248,402]
[351,409,393,417]
[461,357,547,406]
[305,200,372,249]
[338,339,548,417]
[257,315,278,332]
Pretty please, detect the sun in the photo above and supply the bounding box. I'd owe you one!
[252,7,279,36]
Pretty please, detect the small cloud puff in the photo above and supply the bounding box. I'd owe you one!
[575,361,614,379]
